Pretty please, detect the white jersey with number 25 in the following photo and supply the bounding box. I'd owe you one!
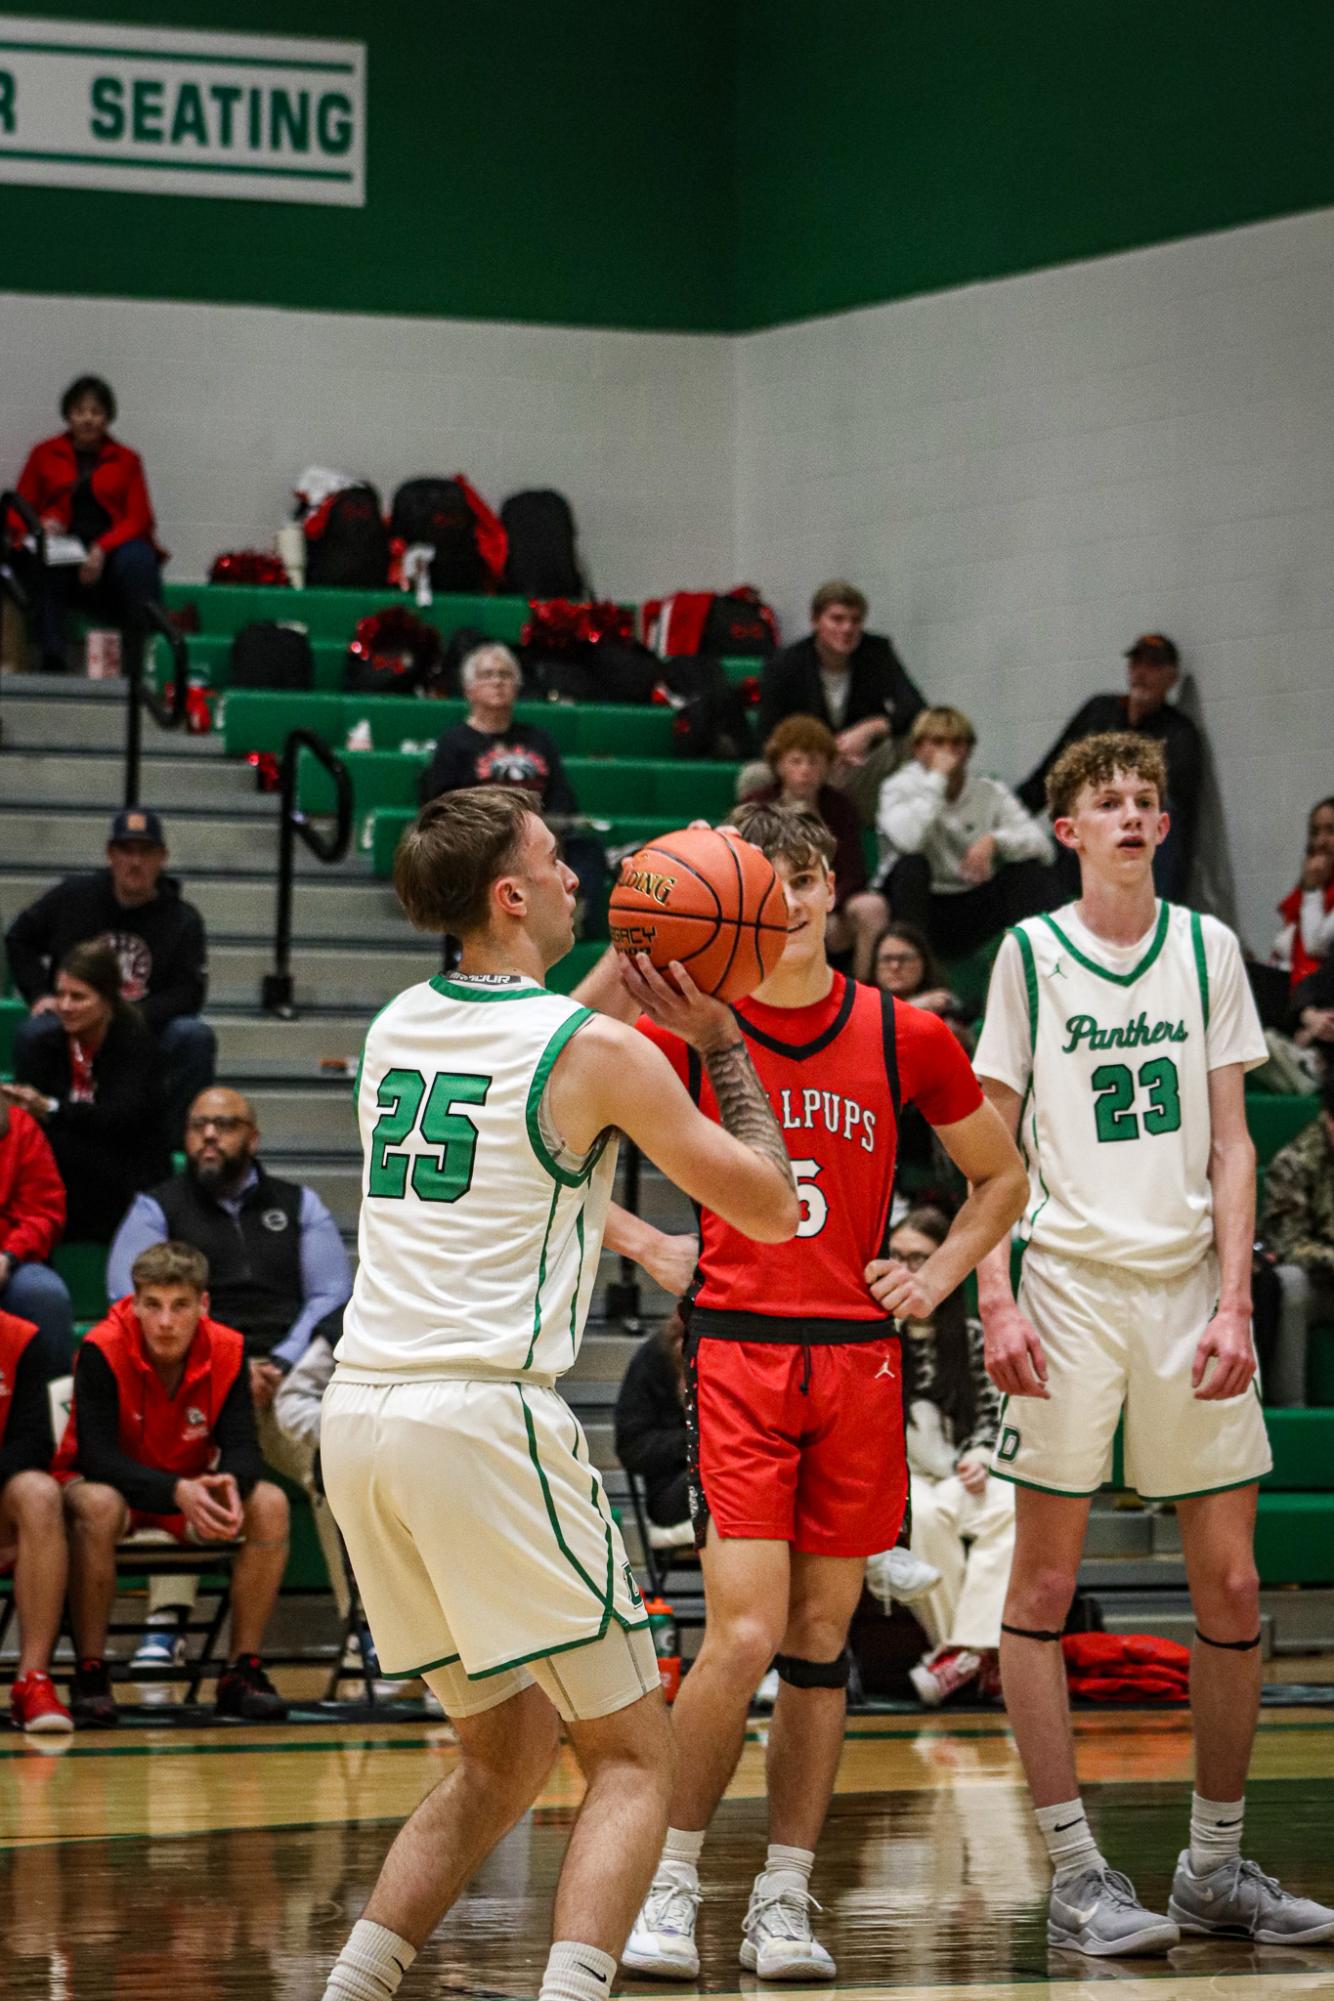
[337,974,618,1382]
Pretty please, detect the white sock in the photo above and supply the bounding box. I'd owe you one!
[540,1940,617,2001]
[323,1919,416,2001]
[1189,1792,1245,1875]
[762,1842,815,1890]
[660,1825,705,1878]
[1034,1800,1103,1882]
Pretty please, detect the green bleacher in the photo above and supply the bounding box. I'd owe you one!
[223,692,677,760]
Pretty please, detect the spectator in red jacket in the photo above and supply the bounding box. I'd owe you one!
[56,1240,289,1726]
[11,375,164,675]
[0,1097,71,1357]
[0,1306,74,1733]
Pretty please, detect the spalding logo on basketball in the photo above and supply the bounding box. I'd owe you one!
[608,826,789,1004]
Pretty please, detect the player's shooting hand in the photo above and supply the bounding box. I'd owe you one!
[1192,1303,1257,1401]
[981,1303,1050,1399]
[864,1256,941,1323]
[617,952,737,1054]
[639,1229,700,1296]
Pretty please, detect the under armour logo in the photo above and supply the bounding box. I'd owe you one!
[874,1357,896,1380]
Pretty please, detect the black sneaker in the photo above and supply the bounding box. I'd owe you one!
[70,1658,120,1729]
[215,1654,288,1721]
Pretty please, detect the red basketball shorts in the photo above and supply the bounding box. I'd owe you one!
[687,1332,908,1558]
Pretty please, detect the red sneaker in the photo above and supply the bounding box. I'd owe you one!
[910,1645,982,1707]
[11,1670,74,1735]
[975,1649,1002,1702]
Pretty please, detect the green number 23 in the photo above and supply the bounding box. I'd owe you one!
[368,1067,491,1202]
[1091,1056,1182,1143]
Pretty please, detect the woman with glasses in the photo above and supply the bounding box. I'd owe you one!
[865,1205,1015,1707]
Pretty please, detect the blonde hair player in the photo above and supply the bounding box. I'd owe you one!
[317,786,798,2001]
[974,731,1334,1956]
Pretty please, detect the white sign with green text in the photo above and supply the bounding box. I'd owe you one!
[0,14,365,204]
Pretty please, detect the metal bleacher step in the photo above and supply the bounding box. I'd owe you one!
[0,806,374,877]
[207,941,438,1010]
[209,1010,377,1068]
[0,676,221,753]
[0,867,418,941]
[0,747,275,813]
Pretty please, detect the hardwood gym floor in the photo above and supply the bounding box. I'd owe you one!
[3,1710,1333,1998]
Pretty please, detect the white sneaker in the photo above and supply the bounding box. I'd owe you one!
[622,1868,701,1980]
[740,1873,836,1981]
[865,1547,941,1610]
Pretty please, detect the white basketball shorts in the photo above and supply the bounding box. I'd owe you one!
[321,1374,656,1720]
[990,1247,1272,1501]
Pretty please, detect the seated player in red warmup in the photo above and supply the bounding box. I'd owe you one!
[578,803,1026,1981]
[0,1307,74,1732]
[55,1240,290,1727]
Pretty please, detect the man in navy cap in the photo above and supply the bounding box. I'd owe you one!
[4,808,214,1142]
[1018,634,1203,899]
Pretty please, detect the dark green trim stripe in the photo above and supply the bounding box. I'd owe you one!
[378,1650,460,1680]
[1190,909,1211,1031]
[0,39,354,71]
[1039,900,1170,987]
[989,1467,1105,1497]
[517,1385,615,1633]
[0,148,353,181]
[525,1006,608,1187]
[1140,1472,1267,1502]
[569,1207,585,1363]
[1012,924,1039,1047]
[470,1617,651,1680]
[523,1183,562,1370]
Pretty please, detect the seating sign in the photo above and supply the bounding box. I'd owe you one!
[0,16,365,206]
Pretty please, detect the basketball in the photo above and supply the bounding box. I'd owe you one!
[608,826,790,1003]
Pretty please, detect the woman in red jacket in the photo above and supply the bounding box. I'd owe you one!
[13,374,164,674]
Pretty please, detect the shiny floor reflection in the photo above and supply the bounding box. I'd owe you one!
[3,1752,1334,1998]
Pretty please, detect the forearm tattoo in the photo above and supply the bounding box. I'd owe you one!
[703,1040,792,1186]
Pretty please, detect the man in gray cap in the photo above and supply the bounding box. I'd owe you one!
[4,807,214,1141]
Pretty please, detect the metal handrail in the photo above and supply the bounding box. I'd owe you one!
[262,728,354,1018]
[124,599,189,806]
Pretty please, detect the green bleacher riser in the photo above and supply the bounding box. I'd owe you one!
[52,1242,109,1321]
[1261,1409,1334,1487]
[222,692,676,760]
[304,750,741,822]
[1254,1494,1334,1585]
[162,581,531,645]
[1307,1323,1334,1406]
[720,656,767,689]
[1248,1094,1319,1166]
[0,996,23,1069]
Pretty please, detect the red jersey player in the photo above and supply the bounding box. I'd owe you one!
[578,804,1025,1982]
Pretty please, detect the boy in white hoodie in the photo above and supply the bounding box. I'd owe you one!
[876,705,1055,956]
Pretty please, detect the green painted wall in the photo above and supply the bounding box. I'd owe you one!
[6,2,1334,331]
[733,0,1334,328]
[0,0,737,331]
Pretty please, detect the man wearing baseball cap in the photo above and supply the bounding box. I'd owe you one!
[4,808,214,1141]
[1017,634,1202,899]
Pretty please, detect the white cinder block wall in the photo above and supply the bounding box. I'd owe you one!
[0,292,736,607]
[734,209,1334,953]
[5,209,1333,947]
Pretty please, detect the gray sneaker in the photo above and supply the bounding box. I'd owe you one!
[1169,1852,1334,1944]
[1047,1866,1180,1956]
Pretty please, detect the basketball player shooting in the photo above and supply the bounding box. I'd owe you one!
[974,731,1334,1955]
[318,787,799,2001]
[577,802,1027,1981]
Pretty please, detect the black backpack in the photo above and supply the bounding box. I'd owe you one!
[390,478,486,594]
[501,489,583,599]
[229,622,314,691]
[343,608,443,697]
[304,484,390,589]
[699,590,778,659]
[657,654,757,759]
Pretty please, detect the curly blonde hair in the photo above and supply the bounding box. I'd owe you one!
[1046,731,1167,821]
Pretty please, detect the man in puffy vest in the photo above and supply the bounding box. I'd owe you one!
[0,1306,72,1732]
[57,1240,290,1726]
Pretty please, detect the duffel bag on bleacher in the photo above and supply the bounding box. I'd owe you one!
[642,586,779,659]
[303,481,391,589]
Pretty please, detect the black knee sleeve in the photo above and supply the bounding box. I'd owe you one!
[774,1650,850,1690]
[1001,1621,1063,1643]
[1195,1626,1261,1651]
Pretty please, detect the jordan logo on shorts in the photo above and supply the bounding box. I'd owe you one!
[874,1356,896,1380]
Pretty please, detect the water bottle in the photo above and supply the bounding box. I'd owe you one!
[645,1596,680,1702]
